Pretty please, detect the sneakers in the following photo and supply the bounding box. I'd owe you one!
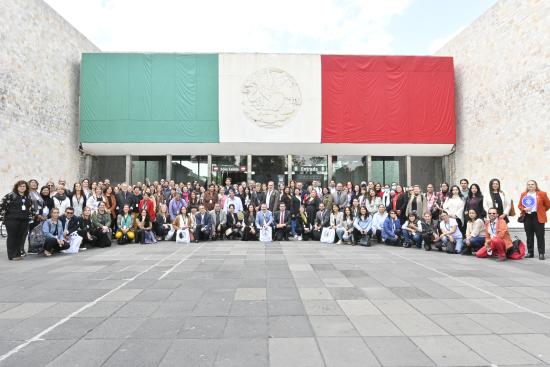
[336,240,342,245]
[297,236,302,241]
[80,247,87,251]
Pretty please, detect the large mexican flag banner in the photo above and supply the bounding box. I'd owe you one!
[80,53,455,146]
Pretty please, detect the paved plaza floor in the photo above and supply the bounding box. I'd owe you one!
[1,234,550,367]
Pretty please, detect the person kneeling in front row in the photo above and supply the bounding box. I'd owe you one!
[476,207,512,261]
[402,212,423,248]
[382,210,401,246]
[42,208,69,256]
[273,202,291,241]
[439,210,463,254]
[194,205,212,243]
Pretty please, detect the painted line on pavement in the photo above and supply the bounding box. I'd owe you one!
[0,245,191,363]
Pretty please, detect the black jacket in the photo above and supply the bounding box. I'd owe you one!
[59,215,83,234]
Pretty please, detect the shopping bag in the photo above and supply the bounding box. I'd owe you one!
[176,229,190,244]
[166,226,175,241]
[259,227,272,242]
[320,227,336,243]
[63,233,82,254]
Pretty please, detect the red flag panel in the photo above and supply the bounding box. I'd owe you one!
[321,55,455,144]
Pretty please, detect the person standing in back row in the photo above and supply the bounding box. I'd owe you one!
[0,181,33,260]
[519,180,550,260]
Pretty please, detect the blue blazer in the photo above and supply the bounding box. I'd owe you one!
[195,212,212,230]
[255,210,273,228]
[42,219,64,241]
[382,217,401,240]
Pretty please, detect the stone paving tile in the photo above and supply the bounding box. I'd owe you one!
[84,316,147,339]
[501,333,550,363]
[159,339,220,367]
[267,299,306,316]
[363,336,434,366]
[223,316,268,338]
[268,315,314,337]
[234,288,267,301]
[465,313,537,334]
[337,300,382,316]
[385,313,449,336]
[178,316,228,339]
[348,315,404,336]
[299,287,334,300]
[303,300,345,316]
[0,302,55,319]
[269,338,325,367]
[317,337,380,367]
[214,338,268,367]
[309,315,359,337]
[1,339,76,367]
[427,314,492,335]
[411,335,488,366]
[458,334,542,366]
[102,339,173,367]
[46,339,124,367]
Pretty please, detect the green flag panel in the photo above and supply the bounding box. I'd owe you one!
[80,53,219,143]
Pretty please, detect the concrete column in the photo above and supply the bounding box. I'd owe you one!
[287,155,293,184]
[443,155,449,183]
[207,155,212,185]
[327,155,333,184]
[247,155,252,182]
[406,155,412,187]
[166,155,172,181]
[83,155,92,179]
[366,156,372,181]
[125,155,132,184]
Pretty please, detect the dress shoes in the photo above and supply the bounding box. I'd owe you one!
[525,253,534,258]
[539,254,545,260]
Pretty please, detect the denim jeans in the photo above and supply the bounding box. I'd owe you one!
[467,236,485,251]
[442,236,464,253]
[403,231,422,247]
[290,219,297,236]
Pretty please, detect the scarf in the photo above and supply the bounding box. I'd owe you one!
[301,212,308,225]
[53,192,67,202]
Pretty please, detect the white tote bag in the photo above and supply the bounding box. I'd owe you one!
[320,227,336,243]
[63,233,82,254]
[259,227,272,242]
[176,229,190,244]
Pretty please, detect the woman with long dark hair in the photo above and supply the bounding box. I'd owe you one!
[483,178,511,222]
[464,183,485,219]
[242,204,257,241]
[0,180,33,260]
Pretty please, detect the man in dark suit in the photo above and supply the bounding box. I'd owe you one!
[264,181,280,213]
[59,207,82,236]
[313,203,330,241]
[273,202,291,241]
[194,205,212,243]
[115,182,132,217]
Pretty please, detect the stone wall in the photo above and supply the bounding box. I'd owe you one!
[436,0,550,226]
[0,0,98,193]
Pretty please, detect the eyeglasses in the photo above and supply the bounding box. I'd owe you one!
[488,212,497,215]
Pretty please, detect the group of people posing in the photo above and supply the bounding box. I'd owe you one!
[1,176,549,262]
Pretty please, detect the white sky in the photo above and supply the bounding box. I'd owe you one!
[43,0,496,55]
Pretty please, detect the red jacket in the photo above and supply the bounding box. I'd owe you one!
[138,199,156,222]
[518,191,550,223]
[485,218,512,249]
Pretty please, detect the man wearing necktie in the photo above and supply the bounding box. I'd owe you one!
[274,202,290,241]
[194,205,212,243]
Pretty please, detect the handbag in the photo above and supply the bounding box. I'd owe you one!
[508,200,516,217]
[259,226,272,242]
[359,234,370,246]
[176,228,190,244]
[320,227,336,243]
[63,233,82,254]
[29,223,46,253]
